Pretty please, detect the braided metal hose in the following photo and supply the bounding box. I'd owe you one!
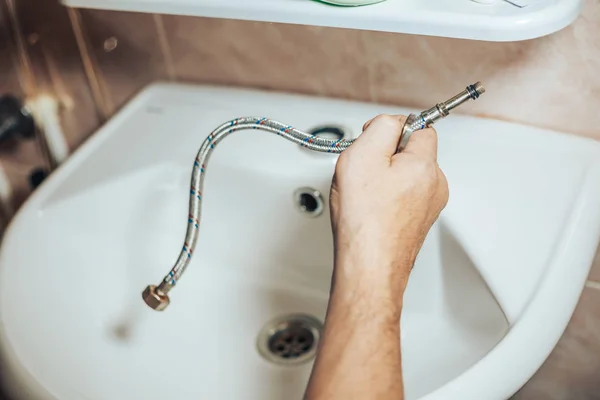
[142,117,355,310]
[142,83,485,311]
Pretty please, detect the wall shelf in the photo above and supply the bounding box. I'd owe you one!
[61,0,583,42]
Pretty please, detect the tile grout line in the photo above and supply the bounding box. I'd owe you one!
[356,31,377,103]
[67,7,113,120]
[153,14,177,81]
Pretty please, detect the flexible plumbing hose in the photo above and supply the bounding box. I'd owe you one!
[155,117,355,295]
[144,82,485,310]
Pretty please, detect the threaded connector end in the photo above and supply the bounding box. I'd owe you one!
[142,285,170,311]
[467,82,485,99]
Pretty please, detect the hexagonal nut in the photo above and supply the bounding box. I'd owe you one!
[142,285,170,311]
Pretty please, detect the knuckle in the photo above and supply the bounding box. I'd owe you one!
[426,126,437,136]
[337,150,350,164]
[412,158,438,180]
[407,159,445,196]
[439,171,450,204]
[372,114,403,130]
[335,152,352,172]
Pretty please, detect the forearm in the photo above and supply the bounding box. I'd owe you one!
[305,114,447,399]
[305,250,409,400]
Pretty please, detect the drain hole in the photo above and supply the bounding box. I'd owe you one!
[308,125,347,141]
[294,187,324,218]
[299,193,318,213]
[258,314,323,366]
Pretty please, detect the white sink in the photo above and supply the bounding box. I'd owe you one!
[1,83,600,400]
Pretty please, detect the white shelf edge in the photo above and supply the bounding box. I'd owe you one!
[61,0,584,42]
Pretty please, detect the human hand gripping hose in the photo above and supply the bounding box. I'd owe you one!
[142,82,486,311]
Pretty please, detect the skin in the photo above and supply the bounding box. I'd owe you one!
[304,114,449,400]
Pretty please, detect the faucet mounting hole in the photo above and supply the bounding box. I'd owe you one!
[299,124,349,156]
[308,125,347,141]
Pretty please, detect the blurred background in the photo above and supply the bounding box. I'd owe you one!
[0,0,599,398]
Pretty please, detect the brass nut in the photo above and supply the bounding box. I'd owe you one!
[142,285,170,311]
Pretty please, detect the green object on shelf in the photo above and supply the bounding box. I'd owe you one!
[314,0,387,6]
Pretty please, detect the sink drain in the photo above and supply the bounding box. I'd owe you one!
[257,314,322,366]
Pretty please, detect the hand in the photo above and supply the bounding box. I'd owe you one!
[329,114,449,313]
[304,115,448,400]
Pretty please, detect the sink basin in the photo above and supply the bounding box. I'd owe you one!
[1,83,600,400]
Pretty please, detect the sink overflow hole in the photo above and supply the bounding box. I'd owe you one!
[294,187,324,218]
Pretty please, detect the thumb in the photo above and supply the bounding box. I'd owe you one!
[399,127,438,162]
[356,114,408,158]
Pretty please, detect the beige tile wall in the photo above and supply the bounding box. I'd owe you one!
[1,0,600,398]
[75,0,600,139]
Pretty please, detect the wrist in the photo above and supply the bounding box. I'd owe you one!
[328,276,405,326]
[333,222,422,269]
[331,252,411,321]
[333,241,415,284]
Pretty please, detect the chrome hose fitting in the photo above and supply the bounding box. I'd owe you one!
[396,82,485,152]
[142,82,485,311]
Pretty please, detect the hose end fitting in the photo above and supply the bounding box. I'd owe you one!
[396,81,486,152]
[467,81,485,99]
[142,285,170,311]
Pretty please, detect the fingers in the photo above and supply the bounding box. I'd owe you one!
[400,127,438,162]
[362,118,375,132]
[356,114,408,158]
